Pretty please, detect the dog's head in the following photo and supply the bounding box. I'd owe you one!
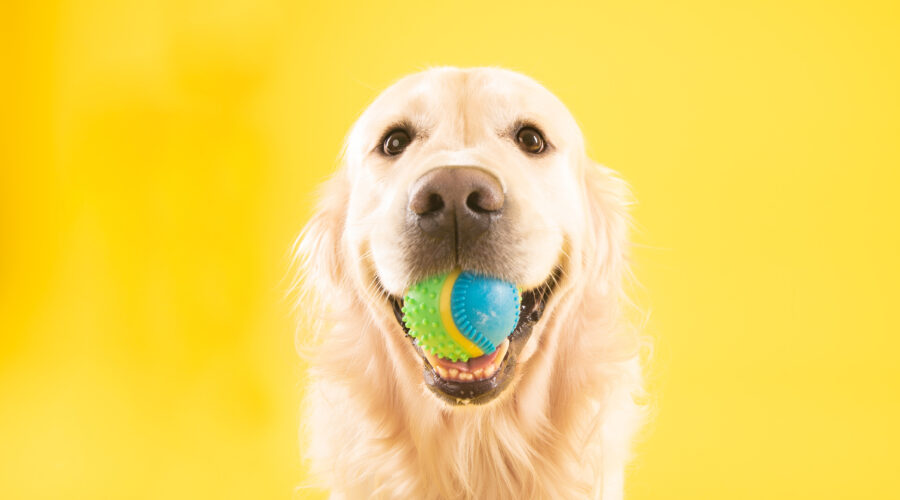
[297,67,629,408]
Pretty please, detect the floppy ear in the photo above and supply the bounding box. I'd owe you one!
[290,169,352,323]
[580,157,632,299]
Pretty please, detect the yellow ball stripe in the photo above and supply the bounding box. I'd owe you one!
[439,269,484,359]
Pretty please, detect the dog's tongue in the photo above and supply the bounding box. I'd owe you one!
[427,339,509,372]
[438,350,498,371]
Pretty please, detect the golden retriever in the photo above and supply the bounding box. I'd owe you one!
[293,67,645,499]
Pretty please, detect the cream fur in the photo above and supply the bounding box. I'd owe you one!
[292,67,646,500]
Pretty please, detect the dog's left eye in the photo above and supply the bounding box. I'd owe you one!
[382,129,412,156]
[516,127,546,154]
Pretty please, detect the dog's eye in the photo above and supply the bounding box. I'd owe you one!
[382,129,412,156]
[516,127,545,154]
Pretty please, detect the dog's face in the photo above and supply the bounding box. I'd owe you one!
[301,67,627,407]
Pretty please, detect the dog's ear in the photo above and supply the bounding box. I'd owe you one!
[291,169,351,319]
[580,156,631,298]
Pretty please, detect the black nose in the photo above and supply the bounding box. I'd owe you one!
[408,167,504,244]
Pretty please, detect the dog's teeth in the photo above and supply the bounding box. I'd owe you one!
[430,348,508,382]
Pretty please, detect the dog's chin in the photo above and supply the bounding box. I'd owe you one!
[385,268,561,407]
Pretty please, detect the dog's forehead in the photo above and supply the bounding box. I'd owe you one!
[349,67,581,150]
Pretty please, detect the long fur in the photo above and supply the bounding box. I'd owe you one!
[291,67,647,500]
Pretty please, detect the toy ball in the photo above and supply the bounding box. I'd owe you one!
[401,269,521,362]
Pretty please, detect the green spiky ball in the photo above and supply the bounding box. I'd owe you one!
[401,272,472,362]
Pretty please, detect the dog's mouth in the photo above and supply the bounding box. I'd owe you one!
[388,268,560,406]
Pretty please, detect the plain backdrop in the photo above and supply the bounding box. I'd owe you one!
[2,1,898,498]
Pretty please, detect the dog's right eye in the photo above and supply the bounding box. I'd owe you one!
[382,129,412,156]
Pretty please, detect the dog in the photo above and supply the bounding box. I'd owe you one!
[293,67,645,499]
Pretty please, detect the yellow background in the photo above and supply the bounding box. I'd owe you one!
[3,1,898,498]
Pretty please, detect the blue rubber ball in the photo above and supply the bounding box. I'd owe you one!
[450,271,521,354]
